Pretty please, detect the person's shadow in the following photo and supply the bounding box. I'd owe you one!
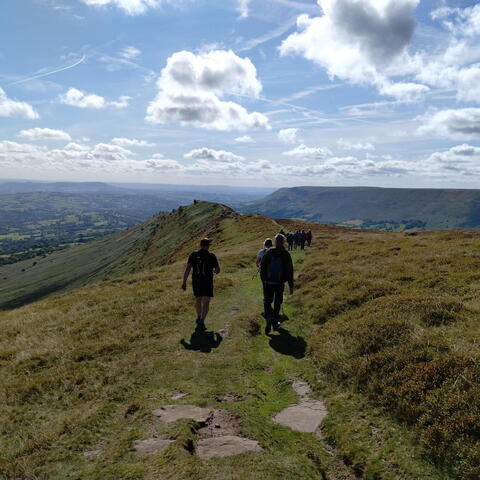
[267,326,306,359]
[181,328,223,353]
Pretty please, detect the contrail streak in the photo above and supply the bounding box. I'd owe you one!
[6,56,87,87]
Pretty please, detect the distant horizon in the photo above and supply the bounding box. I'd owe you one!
[2,177,480,192]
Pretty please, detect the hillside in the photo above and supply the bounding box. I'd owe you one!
[0,184,275,266]
[0,191,184,264]
[0,202,235,310]
[240,186,480,230]
[1,202,479,479]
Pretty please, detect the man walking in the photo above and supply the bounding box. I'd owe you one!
[182,238,220,331]
[260,234,294,335]
[287,232,294,251]
[306,229,312,247]
[300,229,307,250]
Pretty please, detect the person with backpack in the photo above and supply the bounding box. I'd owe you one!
[286,232,294,251]
[260,233,294,335]
[306,229,312,247]
[182,238,220,331]
[300,229,307,250]
[256,238,273,268]
[294,230,301,249]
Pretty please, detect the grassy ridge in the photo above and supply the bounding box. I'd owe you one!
[241,186,480,230]
[0,202,234,310]
[1,202,479,479]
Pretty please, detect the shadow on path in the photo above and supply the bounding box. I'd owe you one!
[268,327,306,359]
[181,328,223,353]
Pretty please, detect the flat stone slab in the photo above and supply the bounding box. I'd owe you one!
[292,380,311,398]
[134,437,173,455]
[152,405,212,423]
[273,400,327,433]
[196,435,262,460]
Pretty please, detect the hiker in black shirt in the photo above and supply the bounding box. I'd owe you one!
[182,238,220,331]
[260,233,294,335]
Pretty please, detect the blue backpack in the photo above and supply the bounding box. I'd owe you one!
[267,254,284,284]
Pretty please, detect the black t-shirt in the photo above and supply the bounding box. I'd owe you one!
[188,250,219,282]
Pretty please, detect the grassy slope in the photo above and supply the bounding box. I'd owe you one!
[241,186,480,229]
[1,203,479,479]
[0,202,234,310]
[298,227,480,479]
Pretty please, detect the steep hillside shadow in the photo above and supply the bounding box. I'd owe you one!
[181,329,223,353]
[268,327,306,359]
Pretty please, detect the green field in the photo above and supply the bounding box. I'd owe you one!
[0,202,479,479]
[0,192,179,266]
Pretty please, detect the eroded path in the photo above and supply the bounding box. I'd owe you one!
[77,248,357,480]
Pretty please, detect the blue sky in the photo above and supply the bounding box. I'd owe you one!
[1,0,480,187]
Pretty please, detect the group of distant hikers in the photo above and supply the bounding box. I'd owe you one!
[285,229,312,251]
[182,228,313,335]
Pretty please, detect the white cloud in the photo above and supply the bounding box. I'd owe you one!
[64,142,90,151]
[0,141,43,155]
[112,137,156,147]
[110,95,132,109]
[337,138,375,151]
[17,128,71,141]
[0,87,39,119]
[426,144,480,176]
[145,158,184,170]
[60,88,105,109]
[234,135,255,143]
[276,154,412,177]
[282,143,333,159]
[378,81,429,102]
[429,144,480,162]
[430,4,480,37]
[80,0,165,15]
[416,5,480,105]
[238,0,251,19]
[184,147,245,163]
[59,88,131,109]
[0,139,152,173]
[145,49,270,131]
[278,128,299,144]
[121,46,141,59]
[280,0,425,100]
[418,108,480,139]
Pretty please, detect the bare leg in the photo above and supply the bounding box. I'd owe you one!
[201,296,211,320]
[195,297,202,318]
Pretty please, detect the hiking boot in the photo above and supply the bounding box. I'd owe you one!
[265,320,272,336]
[196,318,207,331]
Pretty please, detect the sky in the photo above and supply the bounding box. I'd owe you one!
[1,0,480,188]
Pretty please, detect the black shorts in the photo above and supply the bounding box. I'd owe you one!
[192,279,214,298]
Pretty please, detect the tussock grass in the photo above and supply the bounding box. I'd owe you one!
[303,229,480,479]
